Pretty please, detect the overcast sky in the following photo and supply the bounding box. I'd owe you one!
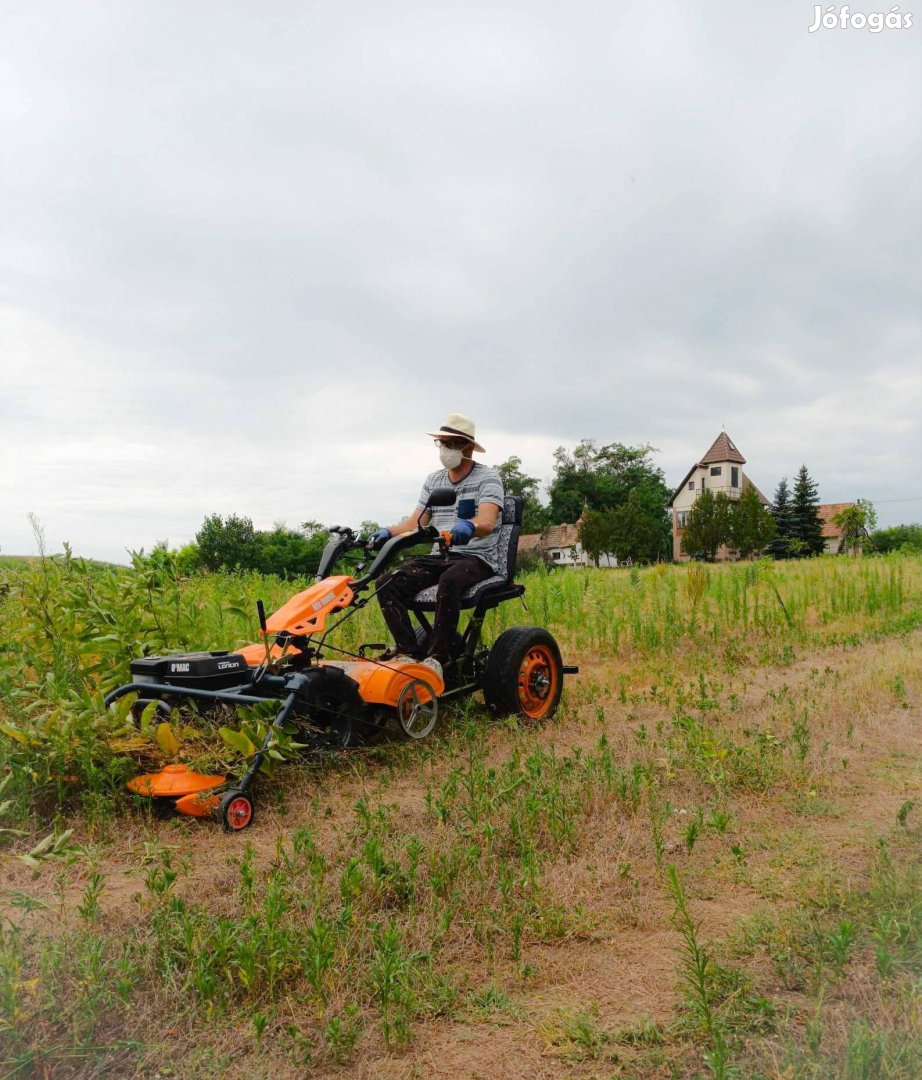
[1,1,920,562]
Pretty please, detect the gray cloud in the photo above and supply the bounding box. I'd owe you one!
[1,0,919,561]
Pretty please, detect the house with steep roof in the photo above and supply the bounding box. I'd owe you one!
[818,503,855,555]
[667,432,769,562]
[518,520,619,567]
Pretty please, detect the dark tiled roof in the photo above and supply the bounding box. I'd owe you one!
[700,432,746,465]
[668,432,748,505]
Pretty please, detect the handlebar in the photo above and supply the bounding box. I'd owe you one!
[349,524,442,591]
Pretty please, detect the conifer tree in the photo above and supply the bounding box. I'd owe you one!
[768,477,793,559]
[790,465,824,557]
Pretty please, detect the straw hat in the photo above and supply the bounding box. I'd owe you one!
[425,413,485,453]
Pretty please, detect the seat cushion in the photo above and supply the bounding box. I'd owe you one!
[412,572,507,610]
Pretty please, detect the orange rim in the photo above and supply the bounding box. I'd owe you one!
[516,645,559,719]
[225,796,253,830]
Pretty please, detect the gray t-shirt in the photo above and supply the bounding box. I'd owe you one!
[417,462,505,572]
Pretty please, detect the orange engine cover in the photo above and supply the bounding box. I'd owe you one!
[238,576,355,666]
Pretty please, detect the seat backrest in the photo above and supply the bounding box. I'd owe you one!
[493,496,522,583]
[503,495,523,526]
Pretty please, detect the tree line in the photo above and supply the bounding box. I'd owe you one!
[496,442,673,565]
[161,440,672,576]
[153,447,898,577]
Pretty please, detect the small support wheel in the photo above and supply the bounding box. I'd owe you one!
[220,790,254,832]
[396,678,439,740]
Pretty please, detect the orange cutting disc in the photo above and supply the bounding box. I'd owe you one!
[128,763,227,798]
[174,790,223,817]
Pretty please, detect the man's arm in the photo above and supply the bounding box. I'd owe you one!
[385,507,428,536]
[471,501,500,538]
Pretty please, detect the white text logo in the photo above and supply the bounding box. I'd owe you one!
[809,5,913,30]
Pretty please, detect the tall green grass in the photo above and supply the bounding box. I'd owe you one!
[0,552,919,811]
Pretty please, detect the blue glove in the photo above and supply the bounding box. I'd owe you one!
[369,527,391,550]
[450,519,476,546]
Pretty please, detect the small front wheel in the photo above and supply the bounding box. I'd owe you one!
[483,626,564,721]
[396,678,439,740]
[220,790,254,832]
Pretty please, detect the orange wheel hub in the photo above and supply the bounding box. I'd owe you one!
[225,796,253,830]
[516,645,559,719]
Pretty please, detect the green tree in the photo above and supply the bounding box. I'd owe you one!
[730,485,776,558]
[790,465,824,557]
[578,507,617,567]
[610,489,670,563]
[175,542,201,575]
[767,477,794,559]
[681,489,732,561]
[258,526,327,579]
[832,500,876,556]
[493,455,549,533]
[195,514,262,572]
[866,523,922,554]
[547,441,670,553]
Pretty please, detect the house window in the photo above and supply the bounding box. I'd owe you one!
[688,481,695,490]
[676,511,688,528]
[552,551,561,560]
[731,466,739,487]
[710,466,722,476]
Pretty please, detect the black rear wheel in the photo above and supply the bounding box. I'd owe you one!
[482,626,564,721]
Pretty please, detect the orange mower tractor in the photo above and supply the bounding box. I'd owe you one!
[106,489,576,831]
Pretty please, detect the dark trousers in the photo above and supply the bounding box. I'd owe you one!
[377,554,493,662]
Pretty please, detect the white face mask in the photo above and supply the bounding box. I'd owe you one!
[439,446,464,470]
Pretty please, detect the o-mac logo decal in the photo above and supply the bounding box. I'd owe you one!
[311,591,337,612]
[170,662,190,673]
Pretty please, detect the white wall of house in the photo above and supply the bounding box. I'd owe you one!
[547,543,619,568]
[671,463,743,519]
[672,460,746,562]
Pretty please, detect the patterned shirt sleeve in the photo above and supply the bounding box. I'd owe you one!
[478,468,505,510]
[415,472,435,511]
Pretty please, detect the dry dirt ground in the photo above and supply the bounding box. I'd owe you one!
[4,629,921,1079]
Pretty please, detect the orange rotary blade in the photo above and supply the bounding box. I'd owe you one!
[174,790,223,817]
[127,764,227,798]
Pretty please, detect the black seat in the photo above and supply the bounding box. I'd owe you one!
[409,495,524,612]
